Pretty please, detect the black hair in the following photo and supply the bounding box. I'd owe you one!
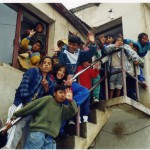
[39,56,54,71]
[52,63,68,83]
[35,22,44,32]
[68,35,81,45]
[113,35,124,44]
[33,39,43,49]
[138,33,148,41]
[54,84,67,92]
[106,34,114,39]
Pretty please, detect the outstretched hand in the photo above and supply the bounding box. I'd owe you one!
[87,32,95,44]
[28,29,36,38]
[65,88,73,101]
[63,75,73,87]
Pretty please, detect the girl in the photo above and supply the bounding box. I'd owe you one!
[52,63,90,123]
[52,63,89,106]
[5,56,55,149]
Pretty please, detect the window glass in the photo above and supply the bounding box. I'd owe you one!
[0,4,18,65]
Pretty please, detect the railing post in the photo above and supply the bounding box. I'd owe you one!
[134,66,140,101]
[121,48,127,96]
[105,63,109,100]
[76,106,80,136]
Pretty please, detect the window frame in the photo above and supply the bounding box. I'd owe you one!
[7,4,49,68]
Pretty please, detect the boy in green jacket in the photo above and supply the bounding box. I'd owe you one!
[10,85,78,149]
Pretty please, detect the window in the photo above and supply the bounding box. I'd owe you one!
[0,4,18,65]
[0,4,48,68]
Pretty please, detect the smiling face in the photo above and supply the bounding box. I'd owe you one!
[56,67,66,80]
[39,58,52,73]
[54,90,66,103]
[68,42,79,53]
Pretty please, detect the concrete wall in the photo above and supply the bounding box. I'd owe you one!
[0,63,23,123]
[23,3,87,56]
[73,3,144,40]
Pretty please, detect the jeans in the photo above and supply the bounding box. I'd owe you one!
[24,131,56,149]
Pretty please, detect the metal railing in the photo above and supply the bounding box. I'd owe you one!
[74,48,142,136]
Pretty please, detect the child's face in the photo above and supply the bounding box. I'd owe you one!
[36,24,43,33]
[141,35,149,44]
[82,61,90,68]
[32,42,41,52]
[106,36,113,44]
[54,90,66,103]
[68,42,79,53]
[58,42,65,49]
[116,38,123,46]
[56,67,66,80]
[39,58,52,73]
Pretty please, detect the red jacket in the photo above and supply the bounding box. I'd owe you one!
[77,65,100,89]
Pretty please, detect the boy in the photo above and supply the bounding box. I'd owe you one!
[18,30,43,70]
[59,33,97,75]
[10,85,78,149]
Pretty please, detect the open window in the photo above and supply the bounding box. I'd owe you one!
[93,17,123,40]
[0,3,49,68]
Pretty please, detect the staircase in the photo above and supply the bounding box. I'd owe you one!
[57,108,111,149]
[56,96,150,149]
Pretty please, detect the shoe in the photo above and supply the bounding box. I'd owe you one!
[65,120,76,136]
[93,97,99,102]
[83,116,88,122]
[68,120,75,125]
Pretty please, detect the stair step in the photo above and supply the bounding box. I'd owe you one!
[56,109,111,149]
[56,136,86,149]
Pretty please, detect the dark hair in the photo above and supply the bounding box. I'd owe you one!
[39,56,54,71]
[54,84,67,92]
[106,34,114,39]
[113,35,124,44]
[35,22,44,32]
[33,39,43,49]
[68,35,81,45]
[53,63,68,83]
[138,33,148,41]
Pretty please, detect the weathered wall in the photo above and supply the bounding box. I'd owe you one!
[0,63,23,123]
[73,3,144,40]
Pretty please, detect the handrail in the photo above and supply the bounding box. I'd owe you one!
[75,47,143,137]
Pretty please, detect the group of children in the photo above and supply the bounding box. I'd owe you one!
[3,32,97,149]
[3,23,150,149]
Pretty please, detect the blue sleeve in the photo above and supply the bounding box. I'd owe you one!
[71,82,89,106]
[58,45,68,65]
[138,67,145,82]
[14,69,35,106]
[79,44,97,63]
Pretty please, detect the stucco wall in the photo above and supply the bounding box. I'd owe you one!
[73,3,144,40]
[0,63,23,123]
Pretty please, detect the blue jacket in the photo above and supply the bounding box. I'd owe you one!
[14,68,55,106]
[59,44,97,75]
[124,39,150,57]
